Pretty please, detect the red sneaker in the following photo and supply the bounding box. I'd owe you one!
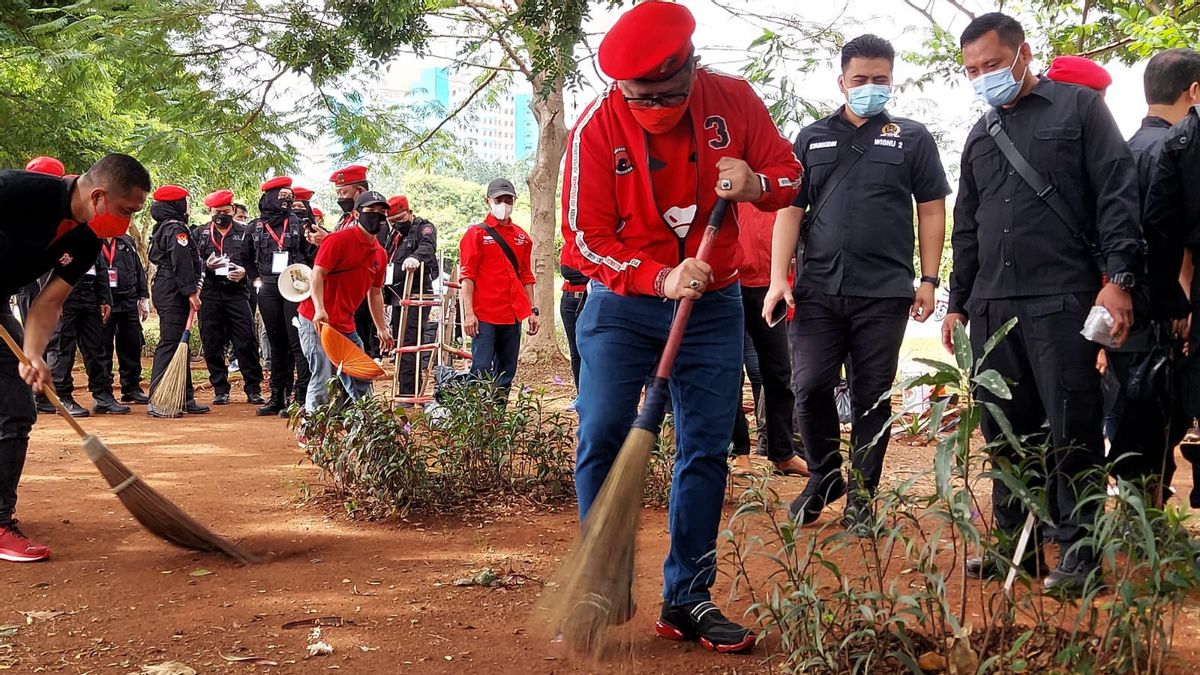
[0,521,51,562]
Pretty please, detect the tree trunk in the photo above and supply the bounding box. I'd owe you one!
[519,72,568,365]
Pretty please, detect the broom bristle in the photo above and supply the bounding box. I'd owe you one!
[84,436,258,564]
[537,427,656,659]
[149,343,191,415]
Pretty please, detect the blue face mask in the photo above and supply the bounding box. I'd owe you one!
[846,83,892,117]
[971,49,1027,107]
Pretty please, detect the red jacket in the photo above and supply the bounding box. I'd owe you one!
[736,203,774,288]
[458,214,536,324]
[561,68,801,297]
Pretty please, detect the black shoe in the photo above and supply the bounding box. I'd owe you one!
[965,551,1050,580]
[841,498,877,538]
[92,396,131,415]
[655,601,755,654]
[278,405,292,419]
[147,404,182,419]
[211,394,231,406]
[256,393,285,416]
[34,396,55,414]
[788,472,847,525]
[184,401,211,415]
[246,393,266,405]
[60,398,90,418]
[1043,551,1102,596]
[120,391,150,404]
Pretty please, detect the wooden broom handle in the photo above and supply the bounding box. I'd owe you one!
[0,323,89,439]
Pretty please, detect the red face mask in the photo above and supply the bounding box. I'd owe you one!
[629,92,692,135]
[88,193,131,238]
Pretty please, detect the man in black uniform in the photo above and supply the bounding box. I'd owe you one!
[384,195,439,398]
[100,234,150,404]
[945,13,1143,593]
[0,153,151,563]
[37,250,126,416]
[147,185,210,419]
[15,158,68,324]
[250,176,316,416]
[763,35,950,532]
[194,189,265,406]
[1104,49,1200,502]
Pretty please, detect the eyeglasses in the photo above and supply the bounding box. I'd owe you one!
[622,91,690,109]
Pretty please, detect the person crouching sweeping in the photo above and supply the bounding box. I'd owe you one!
[296,191,394,411]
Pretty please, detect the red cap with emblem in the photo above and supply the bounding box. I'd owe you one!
[153,185,189,202]
[313,207,324,218]
[26,156,66,177]
[260,176,293,192]
[1046,55,1112,93]
[388,195,410,215]
[599,0,695,82]
[293,186,315,201]
[203,189,235,208]
[329,164,368,187]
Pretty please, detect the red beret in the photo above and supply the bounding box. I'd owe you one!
[599,1,695,81]
[312,207,324,218]
[329,164,368,186]
[1046,55,1112,93]
[260,176,293,192]
[388,195,410,215]
[293,186,315,201]
[203,189,235,208]
[152,185,189,202]
[25,156,65,177]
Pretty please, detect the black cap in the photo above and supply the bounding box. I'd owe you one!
[355,190,389,210]
[487,178,517,199]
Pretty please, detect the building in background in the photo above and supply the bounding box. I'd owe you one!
[407,66,537,163]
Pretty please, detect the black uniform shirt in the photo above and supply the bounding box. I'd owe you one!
[249,216,316,280]
[1128,116,1173,207]
[1142,107,1200,320]
[949,77,1143,315]
[191,220,257,294]
[791,107,950,299]
[64,251,113,308]
[0,171,102,298]
[103,235,148,310]
[149,209,201,300]
[383,216,439,304]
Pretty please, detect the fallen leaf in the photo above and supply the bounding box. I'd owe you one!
[918,651,947,672]
[140,662,196,675]
[27,582,50,589]
[306,642,334,657]
[284,617,344,630]
[0,626,17,638]
[220,654,280,666]
[20,611,65,623]
[188,569,213,577]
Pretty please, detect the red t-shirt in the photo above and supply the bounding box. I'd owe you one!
[299,227,386,334]
[458,214,536,325]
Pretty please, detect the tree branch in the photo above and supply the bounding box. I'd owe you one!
[213,68,286,136]
[943,0,976,20]
[1078,37,1135,58]
[382,68,501,155]
[902,0,938,27]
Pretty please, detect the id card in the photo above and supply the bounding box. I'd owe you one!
[108,269,118,288]
[385,263,395,286]
[215,264,230,277]
[272,251,289,274]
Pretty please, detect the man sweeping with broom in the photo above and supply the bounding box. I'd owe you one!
[560,0,801,654]
[0,153,152,562]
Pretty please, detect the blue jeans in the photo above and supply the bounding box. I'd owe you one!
[470,321,522,390]
[297,316,373,413]
[575,282,743,606]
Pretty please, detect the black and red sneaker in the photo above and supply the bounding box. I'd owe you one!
[0,520,51,563]
[655,601,755,654]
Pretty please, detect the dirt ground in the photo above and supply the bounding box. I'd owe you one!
[4,362,1200,674]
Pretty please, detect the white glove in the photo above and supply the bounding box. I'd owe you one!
[138,299,150,322]
[402,257,420,272]
[206,252,229,270]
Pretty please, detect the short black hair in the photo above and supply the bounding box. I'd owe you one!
[841,34,895,70]
[87,153,151,194]
[960,12,1025,50]
[1145,48,1200,105]
[233,203,248,213]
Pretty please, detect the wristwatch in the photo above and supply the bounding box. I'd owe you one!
[531,307,540,316]
[1110,272,1136,292]
[920,275,941,288]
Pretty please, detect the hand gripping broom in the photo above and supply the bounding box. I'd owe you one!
[540,199,729,657]
[0,324,257,563]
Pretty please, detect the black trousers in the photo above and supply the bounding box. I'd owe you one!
[199,289,264,397]
[1106,346,1188,496]
[355,301,378,359]
[257,279,309,401]
[47,299,112,399]
[390,304,435,398]
[101,304,144,397]
[149,285,194,402]
[791,287,910,496]
[560,290,587,389]
[732,285,796,463]
[0,304,35,526]
[971,292,1104,549]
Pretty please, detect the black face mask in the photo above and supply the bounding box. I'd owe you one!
[359,211,386,235]
[212,214,234,229]
[338,197,355,214]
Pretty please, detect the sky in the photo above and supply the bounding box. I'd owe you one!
[296,0,1153,188]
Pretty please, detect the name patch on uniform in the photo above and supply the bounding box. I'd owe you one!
[874,138,903,149]
[808,140,838,151]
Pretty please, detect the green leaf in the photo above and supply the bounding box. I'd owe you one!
[973,369,1012,400]
[978,317,1018,367]
[952,321,973,373]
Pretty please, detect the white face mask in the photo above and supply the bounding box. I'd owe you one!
[490,201,513,221]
